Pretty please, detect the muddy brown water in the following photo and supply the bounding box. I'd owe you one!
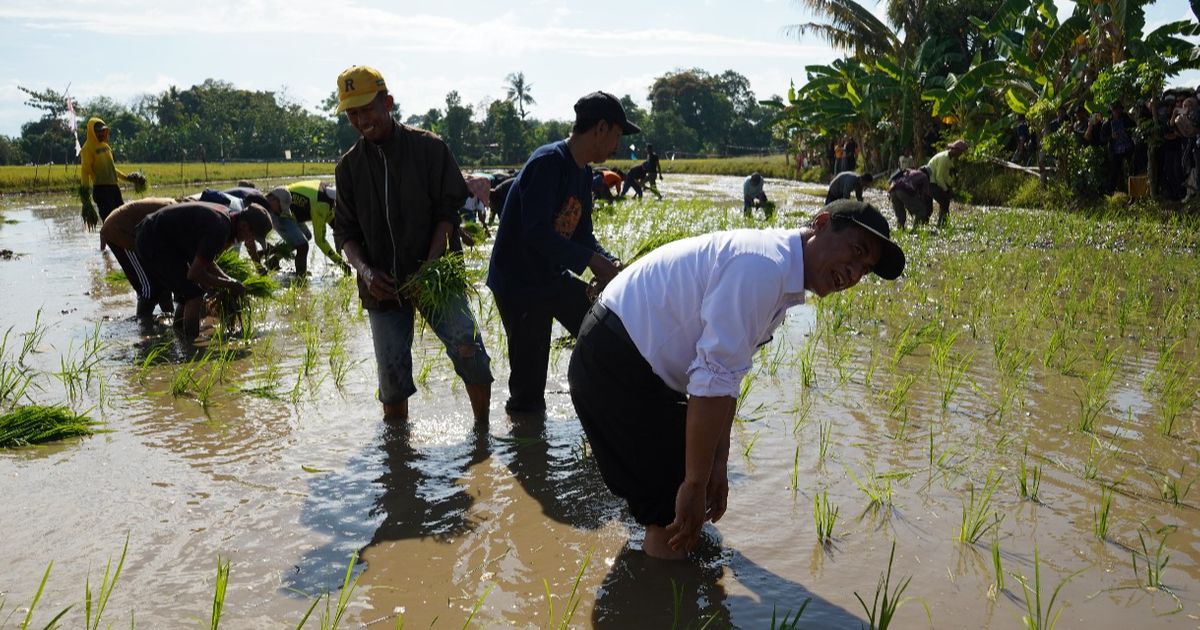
[1,177,1198,628]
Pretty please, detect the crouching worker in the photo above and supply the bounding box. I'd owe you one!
[742,172,772,218]
[332,65,493,424]
[887,167,933,230]
[568,200,905,559]
[99,197,178,319]
[134,202,273,340]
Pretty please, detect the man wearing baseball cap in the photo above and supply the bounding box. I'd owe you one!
[486,90,636,415]
[568,199,904,559]
[331,65,493,424]
[925,139,969,227]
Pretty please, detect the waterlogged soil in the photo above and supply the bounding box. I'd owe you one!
[1,176,1199,628]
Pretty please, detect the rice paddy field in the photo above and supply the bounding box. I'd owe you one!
[1,174,1199,628]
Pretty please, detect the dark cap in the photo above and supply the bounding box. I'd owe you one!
[574,91,641,135]
[232,203,273,248]
[823,199,905,280]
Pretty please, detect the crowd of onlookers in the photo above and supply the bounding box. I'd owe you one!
[1015,88,1200,202]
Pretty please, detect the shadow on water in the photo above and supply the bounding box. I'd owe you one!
[498,413,623,530]
[285,420,489,596]
[594,536,864,629]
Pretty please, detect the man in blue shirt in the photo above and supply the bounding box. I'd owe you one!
[487,91,636,414]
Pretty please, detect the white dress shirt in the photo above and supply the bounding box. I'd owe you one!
[600,229,806,398]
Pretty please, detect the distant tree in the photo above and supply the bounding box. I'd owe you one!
[504,72,536,120]
[644,109,701,156]
[619,95,649,128]
[648,69,736,152]
[482,99,527,164]
[441,91,474,160]
[17,86,73,165]
[0,135,25,165]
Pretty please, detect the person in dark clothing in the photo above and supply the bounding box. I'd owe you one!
[825,171,875,204]
[620,161,663,200]
[134,201,272,340]
[488,177,516,226]
[332,65,493,424]
[1101,103,1136,194]
[842,136,858,172]
[486,90,634,414]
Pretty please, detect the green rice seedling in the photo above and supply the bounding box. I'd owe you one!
[1093,486,1113,539]
[625,231,689,263]
[817,420,833,464]
[1011,545,1083,630]
[884,374,916,419]
[798,336,819,388]
[741,431,761,461]
[301,321,321,377]
[958,472,1003,544]
[735,369,765,422]
[543,548,592,630]
[294,551,361,630]
[18,562,73,630]
[415,350,434,387]
[399,253,476,322]
[813,490,838,544]
[103,270,127,284]
[854,542,910,630]
[928,327,959,378]
[328,346,352,389]
[1082,437,1115,481]
[460,220,487,245]
[769,600,810,630]
[991,536,1004,591]
[85,535,128,630]
[0,331,35,404]
[847,465,894,512]
[789,445,800,494]
[215,249,256,282]
[938,351,975,411]
[1074,353,1117,433]
[0,405,101,447]
[1151,467,1194,506]
[463,584,493,629]
[19,308,48,363]
[1017,449,1041,502]
[1131,525,1174,590]
[1153,365,1195,437]
[209,556,230,630]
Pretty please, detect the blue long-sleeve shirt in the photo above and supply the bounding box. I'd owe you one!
[486,141,613,298]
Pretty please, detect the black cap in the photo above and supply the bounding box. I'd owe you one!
[574,91,641,135]
[823,199,905,280]
[232,203,274,249]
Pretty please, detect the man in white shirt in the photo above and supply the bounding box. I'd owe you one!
[568,199,905,559]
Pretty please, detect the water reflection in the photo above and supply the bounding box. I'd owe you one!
[287,420,489,595]
[499,413,621,529]
[593,533,864,628]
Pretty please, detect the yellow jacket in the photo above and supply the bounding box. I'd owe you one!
[80,117,129,187]
[287,179,346,268]
[926,150,957,190]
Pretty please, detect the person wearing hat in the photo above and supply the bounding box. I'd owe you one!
[79,117,147,229]
[486,90,636,415]
[224,185,312,276]
[568,199,905,559]
[925,139,968,227]
[826,170,876,205]
[331,65,493,424]
[283,180,348,274]
[133,201,273,340]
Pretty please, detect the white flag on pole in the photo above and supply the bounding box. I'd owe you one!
[65,96,81,156]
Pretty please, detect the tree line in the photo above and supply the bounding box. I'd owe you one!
[771,0,1200,202]
[0,69,782,168]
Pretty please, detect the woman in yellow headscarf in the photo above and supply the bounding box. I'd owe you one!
[79,117,145,229]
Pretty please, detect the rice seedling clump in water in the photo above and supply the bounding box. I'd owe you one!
[400,253,475,319]
[0,405,101,447]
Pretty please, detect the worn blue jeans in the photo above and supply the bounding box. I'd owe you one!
[367,293,493,404]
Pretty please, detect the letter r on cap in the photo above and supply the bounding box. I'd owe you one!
[344,79,355,92]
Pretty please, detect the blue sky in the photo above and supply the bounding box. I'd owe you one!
[0,0,1195,138]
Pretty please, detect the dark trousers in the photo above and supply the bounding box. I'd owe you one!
[568,303,687,526]
[493,280,591,412]
[93,184,124,221]
[929,183,952,227]
[620,178,644,200]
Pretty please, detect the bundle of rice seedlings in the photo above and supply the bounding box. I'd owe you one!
[0,405,101,447]
[460,220,488,245]
[242,275,278,298]
[399,253,476,319]
[127,171,149,194]
[79,186,99,229]
[215,249,256,282]
[627,231,689,264]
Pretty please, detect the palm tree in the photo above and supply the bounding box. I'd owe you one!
[783,0,900,60]
[504,72,536,120]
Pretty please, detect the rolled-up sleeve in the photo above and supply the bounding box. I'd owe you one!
[686,254,784,397]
